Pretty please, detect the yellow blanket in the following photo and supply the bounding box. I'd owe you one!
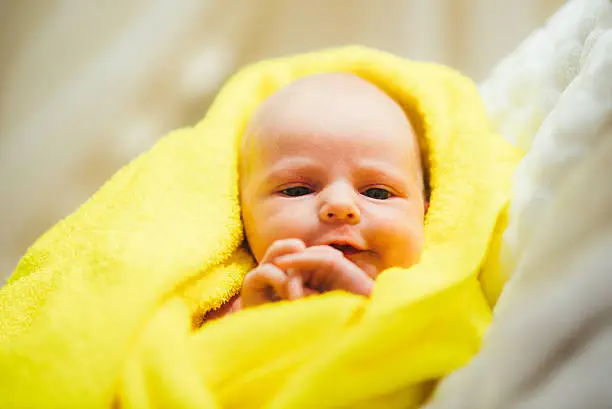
[0,46,520,409]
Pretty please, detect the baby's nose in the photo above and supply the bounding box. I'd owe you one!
[319,201,361,224]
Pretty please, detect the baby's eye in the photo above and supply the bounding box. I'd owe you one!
[280,186,313,197]
[362,187,392,200]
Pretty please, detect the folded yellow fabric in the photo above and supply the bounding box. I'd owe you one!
[0,46,520,409]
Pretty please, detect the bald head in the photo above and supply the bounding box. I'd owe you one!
[242,72,422,175]
[240,72,425,197]
[243,73,417,152]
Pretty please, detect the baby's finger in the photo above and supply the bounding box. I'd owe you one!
[261,238,307,264]
[275,250,373,296]
[286,270,305,300]
[242,264,289,307]
[303,287,321,296]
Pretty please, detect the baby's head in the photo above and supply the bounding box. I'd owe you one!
[239,73,427,279]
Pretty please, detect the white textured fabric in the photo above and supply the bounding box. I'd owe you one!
[427,0,612,408]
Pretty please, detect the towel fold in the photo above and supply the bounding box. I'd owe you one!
[0,46,520,409]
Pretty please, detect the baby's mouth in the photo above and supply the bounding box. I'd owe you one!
[329,243,362,256]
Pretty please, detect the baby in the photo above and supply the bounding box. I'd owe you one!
[210,72,428,318]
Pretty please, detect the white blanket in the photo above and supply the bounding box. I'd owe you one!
[427,0,612,408]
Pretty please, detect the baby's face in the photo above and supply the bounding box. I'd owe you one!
[240,73,426,279]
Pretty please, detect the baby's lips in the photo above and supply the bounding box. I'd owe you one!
[328,243,362,256]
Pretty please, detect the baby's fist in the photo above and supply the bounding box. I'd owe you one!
[241,239,306,308]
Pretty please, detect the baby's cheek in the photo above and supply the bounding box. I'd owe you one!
[374,215,423,268]
[257,202,316,249]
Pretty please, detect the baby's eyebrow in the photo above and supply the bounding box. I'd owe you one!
[354,160,411,183]
[261,157,324,182]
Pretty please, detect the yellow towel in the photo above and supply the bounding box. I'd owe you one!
[0,46,520,409]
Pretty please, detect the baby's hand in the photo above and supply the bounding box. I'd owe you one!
[241,239,308,308]
[274,245,374,298]
[241,240,374,310]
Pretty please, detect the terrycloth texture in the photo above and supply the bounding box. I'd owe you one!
[0,46,520,409]
[427,1,612,408]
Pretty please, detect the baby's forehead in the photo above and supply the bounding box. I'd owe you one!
[258,73,404,115]
[240,73,426,194]
[243,73,417,148]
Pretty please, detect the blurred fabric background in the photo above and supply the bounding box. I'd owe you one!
[0,0,564,281]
